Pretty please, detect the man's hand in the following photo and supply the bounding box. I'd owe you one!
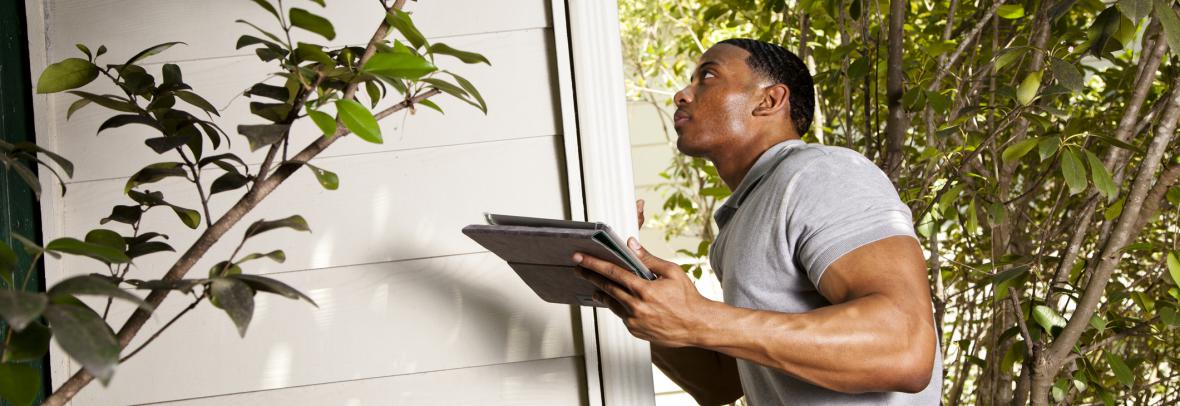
[573,238,714,348]
[636,199,645,228]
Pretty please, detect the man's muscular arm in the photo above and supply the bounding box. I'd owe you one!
[575,235,936,394]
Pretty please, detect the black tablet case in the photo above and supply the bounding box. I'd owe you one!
[462,214,654,307]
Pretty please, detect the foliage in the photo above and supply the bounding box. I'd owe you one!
[0,1,488,405]
[621,0,1180,404]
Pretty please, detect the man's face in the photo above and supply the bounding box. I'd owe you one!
[672,44,763,157]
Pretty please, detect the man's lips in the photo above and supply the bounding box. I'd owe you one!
[673,111,690,126]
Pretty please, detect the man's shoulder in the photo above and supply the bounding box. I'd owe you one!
[772,142,884,181]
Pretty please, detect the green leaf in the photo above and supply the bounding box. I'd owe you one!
[233,274,317,306]
[447,72,487,114]
[998,4,1025,19]
[363,49,437,80]
[120,42,185,73]
[1085,150,1118,200]
[305,162,339,190]
[249,0,280,21]
[175,91,220,117]
[235,19,285,45]
[210,172,250,195]
[1032,305,1067,333]
[1161,306,1180,326]
[209,261,243,278]
[417,99,443,114]
[237,124,291,151]
[1017,71,1042,106]
[1155,0,1180,55]
[1119,0,1154,21]
[1091,134,1145,154]
[1002,138,1040,163]
[43,301,120,385]
[126,241,174,259]
[0,290,47,331]
[236,250,286,264]
[66,98,92,119]
[428,43,491,65]
[1049,58,1084,93]
[335,99,382,144]
[1090,314,1107,332]
[1167,252,1180,287]
[66,91,138,113]
[994,47,1028,71]
[244,215,311,240]
[171,205,202,229]
[48,275,153,311]
[295,42,335,66]
[4,320,52,363]
[386,9,427,49]
[125,278,205,293]
[162,63,182,85]
[365,80,381,108]
[97,114,161,134]
[210,277,254,337]
[307,109,338,137]
[36,58,99,93]
[100,205,142,225]
[124,162,186,193]
[84,229,125,252]
[0,241,17,275]
[1104,196,1125,221]
[1105,353,1134,387]
[1060,148,1088,195]
[0,363,39,406]
[847,56,869,78]
[45,237,130,264]
[290,8,336,40]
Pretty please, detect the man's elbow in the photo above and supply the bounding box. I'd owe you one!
[687,388,743,406]
[890,341,935,393]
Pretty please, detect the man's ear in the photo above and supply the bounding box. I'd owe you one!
[753,83,790,118]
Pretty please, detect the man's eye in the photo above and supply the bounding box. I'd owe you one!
[701,71,716,79]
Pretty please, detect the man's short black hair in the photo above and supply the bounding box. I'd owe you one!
[718,38,815,137]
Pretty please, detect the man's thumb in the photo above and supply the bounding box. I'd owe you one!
[627,237,663,269]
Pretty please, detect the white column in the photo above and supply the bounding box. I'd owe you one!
[565,0,655,405]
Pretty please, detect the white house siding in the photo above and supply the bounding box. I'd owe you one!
[31,0,588,404]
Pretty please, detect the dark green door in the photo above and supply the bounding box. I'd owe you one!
[1,0,50,404]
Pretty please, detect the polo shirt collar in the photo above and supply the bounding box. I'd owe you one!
[713,138,806,228]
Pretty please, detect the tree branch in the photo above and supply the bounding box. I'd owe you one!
[41,2,421,404]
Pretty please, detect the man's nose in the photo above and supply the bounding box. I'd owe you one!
[674,86,692,106]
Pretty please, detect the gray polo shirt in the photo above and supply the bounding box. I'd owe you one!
[710,139,942,405]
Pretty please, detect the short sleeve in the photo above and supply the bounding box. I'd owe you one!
[782,150,917,286]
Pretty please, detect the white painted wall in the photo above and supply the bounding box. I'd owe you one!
[28,0,594,404]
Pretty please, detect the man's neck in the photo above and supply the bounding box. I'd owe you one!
[713,134,800,190]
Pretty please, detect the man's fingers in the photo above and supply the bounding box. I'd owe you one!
[594,290,631,316]
[574,253,644,292]
[636,199,646,228]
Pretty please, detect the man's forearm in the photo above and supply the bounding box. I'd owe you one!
[689,294,936,394]
[650,343,743,405]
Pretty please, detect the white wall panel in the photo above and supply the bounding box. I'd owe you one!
[55,136,569,284]
[34,0,600,404]
[50,28,559,182]
[46,0,550,63]
[71,253,579,405]
[149,357,586,406]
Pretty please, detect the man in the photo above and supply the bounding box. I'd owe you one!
[573,38,942,405]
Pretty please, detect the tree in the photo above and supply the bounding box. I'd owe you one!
[620,0,1180,404]
[0,1,489,405]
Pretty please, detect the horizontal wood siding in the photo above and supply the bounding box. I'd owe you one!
[34,0,585,404]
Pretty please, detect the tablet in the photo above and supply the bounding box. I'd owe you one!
[462,213,655,307]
